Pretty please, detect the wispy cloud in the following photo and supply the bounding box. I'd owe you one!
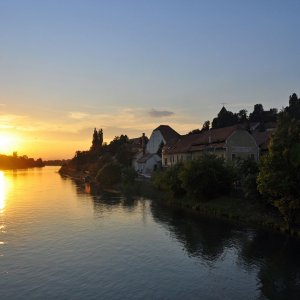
[148,109,175,118]
[68,111,89,119]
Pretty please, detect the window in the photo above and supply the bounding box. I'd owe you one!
[164,158,168,166]
[232,154,236,160]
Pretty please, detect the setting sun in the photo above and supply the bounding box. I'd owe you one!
[0,133,20,155]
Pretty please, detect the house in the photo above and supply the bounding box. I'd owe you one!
[146,125,180,154]
[136,153,161,175]
[129,133,148,171]
[137,125,180,175]
[252,131,273,155]
[163,125,259,167]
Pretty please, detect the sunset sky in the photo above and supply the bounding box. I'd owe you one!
[0,0,299,159]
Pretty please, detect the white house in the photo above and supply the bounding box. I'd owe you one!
[137,125,180,175]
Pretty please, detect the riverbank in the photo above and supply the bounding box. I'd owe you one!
[59,166,299,237]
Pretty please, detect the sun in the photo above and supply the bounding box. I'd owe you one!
[0,133,20,155]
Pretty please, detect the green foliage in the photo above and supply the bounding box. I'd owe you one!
[234,159,260,200]
[152,164,186,198]
[180,155,234,200]
[153,155,234,200]
[96,162,122,188]
[121,167,137,187]
[257,112,300,228]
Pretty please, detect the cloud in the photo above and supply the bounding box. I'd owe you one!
[148,109,175,118]
[68,111,89,119]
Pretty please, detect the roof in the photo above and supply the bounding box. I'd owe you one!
[153,125,180,143]
[192,125,238,146]
[129,137,142,145]
[163,134,198,155]
[252,131,272,150]
[163,125,240,155]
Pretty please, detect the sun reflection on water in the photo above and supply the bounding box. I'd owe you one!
[0,171,11,213]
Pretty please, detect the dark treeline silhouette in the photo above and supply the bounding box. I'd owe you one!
[0,153,44,169]
[60,129,139,190]
[189,101,279,133]
[44,159,70,166]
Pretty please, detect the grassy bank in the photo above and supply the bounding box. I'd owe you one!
[133,180,300,237]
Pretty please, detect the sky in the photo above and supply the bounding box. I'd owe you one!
[0,0,299,159]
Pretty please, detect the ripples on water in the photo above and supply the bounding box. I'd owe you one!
[0,167,300,299]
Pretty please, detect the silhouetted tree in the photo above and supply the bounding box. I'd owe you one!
[237,109,248,123]
[286,93,300,120]
[188,129,201,135]
[201,120,210,131]
[90,128,104,153]
[212,106,238,128]
[249,104,264,122]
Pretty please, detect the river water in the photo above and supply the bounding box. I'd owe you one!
[0,166,300,299]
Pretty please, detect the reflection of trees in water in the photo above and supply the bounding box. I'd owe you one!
[151,200,300,298]
[62,175,300,298]
[71,180,140,215]
[150,201,237,262]
[239,231,300,300]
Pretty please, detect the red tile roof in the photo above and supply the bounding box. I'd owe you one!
[164,125,240,154]
[154,125,180,142]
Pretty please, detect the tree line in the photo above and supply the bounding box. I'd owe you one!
[0,153,44,169]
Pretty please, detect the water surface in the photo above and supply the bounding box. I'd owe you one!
[0,167,300,299]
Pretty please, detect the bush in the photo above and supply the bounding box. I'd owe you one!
[235,159,260,200]
[180,155,234,200]
[121,167,137,186]
[153,155,234,200]
[96,162,122,188]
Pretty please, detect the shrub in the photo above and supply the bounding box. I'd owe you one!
[180,155,234,200]
[96,162,122,188]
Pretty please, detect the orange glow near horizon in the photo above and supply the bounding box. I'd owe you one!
[0,133,21,155]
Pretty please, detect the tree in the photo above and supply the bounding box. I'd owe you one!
[249,104,264,122]
[90,128,103,153]
[212,106,238,129]
[201,120,210,131]
[235,159,260,200]
[257,112,300,230]
[96,162,122,188]
[98,129,103,146]
[188,129,201,135]
[286,93,300,120]
[152,163,186,198]
[180,155,234,200]
[237,109,248,123]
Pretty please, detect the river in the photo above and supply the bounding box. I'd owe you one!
[0,166,300,299]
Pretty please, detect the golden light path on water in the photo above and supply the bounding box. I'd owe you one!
[0,171,12,213]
